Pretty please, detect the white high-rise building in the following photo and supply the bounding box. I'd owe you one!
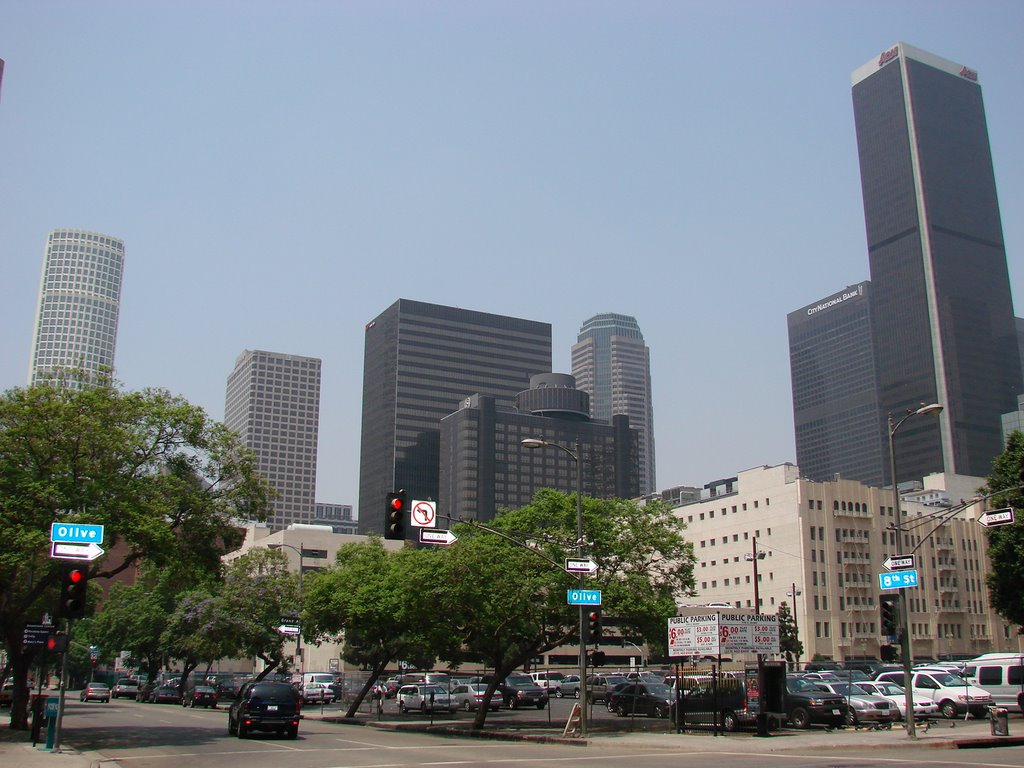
[28,229,125,386]
[225,350,322,529]
[572,313,656,494]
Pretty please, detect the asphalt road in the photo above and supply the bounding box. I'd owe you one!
[57,695,1024,768]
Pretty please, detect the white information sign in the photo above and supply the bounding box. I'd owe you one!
[667,613,779,656]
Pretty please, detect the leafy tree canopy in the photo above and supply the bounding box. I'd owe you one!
[980,430,1024,628]
[0,380,272,728]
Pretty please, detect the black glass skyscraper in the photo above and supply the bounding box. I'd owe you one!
[852,43,1021,484]
[357,299,552,534]
[789,283,886,486]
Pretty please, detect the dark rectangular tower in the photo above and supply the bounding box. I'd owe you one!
[788,283,886,486]
[358,299,552,534]
[852,43,1021,483]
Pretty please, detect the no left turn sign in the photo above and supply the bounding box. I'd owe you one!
[411,499,437,528]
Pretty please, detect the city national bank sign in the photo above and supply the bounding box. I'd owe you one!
[667,613,779,657]
[806,284,865,318]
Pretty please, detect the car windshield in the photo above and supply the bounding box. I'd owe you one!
[788,678,824,692]
[507,680,537,689]
[605,676,628,685]
[931,673,967,686]
[423,685,448,695]
[876,683,903,695]
[89,683,109,689]
[644,683,673,698]
[251,683,295,699]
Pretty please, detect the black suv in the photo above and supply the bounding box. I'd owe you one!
[228,681,301,739]
[784,675,847,729]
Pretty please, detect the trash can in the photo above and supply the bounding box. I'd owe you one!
[989,706,1009,736]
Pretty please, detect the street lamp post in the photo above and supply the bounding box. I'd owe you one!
[887,403,943,740]
[745,537,768,736]
[270,541,305,678]
[522,436,587,737]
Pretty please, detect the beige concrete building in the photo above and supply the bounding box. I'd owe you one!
[224,524,404,676]
[674,464,1021,664]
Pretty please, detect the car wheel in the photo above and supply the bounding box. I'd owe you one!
[615,704,628,717]
[790,706,811,729]
[655,704,669,719]
[607,701,616,713]
[237,721,247,738]
[845,708,858,726]
[287,725,298,739]
[722,710,738,731]
[509,698,519,710]
[574,688,580,699]
[228,716,237,736]
[555,688,563,698]
[462,700,472,711]
[398,702,406,714]
[536,702,545,710]
[940,700,958,720]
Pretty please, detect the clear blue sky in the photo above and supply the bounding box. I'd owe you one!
[2,1,1022,508]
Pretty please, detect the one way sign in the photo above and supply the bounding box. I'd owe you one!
[883,555,915,571]
[977,507,1014,527]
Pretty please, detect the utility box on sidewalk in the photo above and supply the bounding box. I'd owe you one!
[989,706,1009,736]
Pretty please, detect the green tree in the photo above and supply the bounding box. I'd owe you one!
[302,537,440,717]
[777,600,803,671]
[425,490,695,728]
[215,548,299,680]
[980,430,1024,628]
[0,381,272,728]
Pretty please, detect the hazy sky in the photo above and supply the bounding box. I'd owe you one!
[2,1,1022,511]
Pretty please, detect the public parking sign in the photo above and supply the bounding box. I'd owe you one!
[879,569,919,590]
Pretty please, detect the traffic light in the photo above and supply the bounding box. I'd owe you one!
[46,631,68,654]
[879,594,900,636]
[385,490,406,540]
[586,608,602,643]
[60,563,89,619]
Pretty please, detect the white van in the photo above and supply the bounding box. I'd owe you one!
[302,672,338,688]
[875,669,992,719]
[962,654,1024,713]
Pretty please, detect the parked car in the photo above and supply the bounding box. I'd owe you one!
[855,680,938,720]
[148,684,182,704]
[608,682,675,718]
[874,669,992,719]
[530,671,567,696]
[586,673,629,702]
[111,678,140,700]
[675,674,760,732]
[558,675,582,698]
[813,681,897,726]
[182,685,219,708]
[299,681,335,705]
[136,681,157,702]
[451,682,500,711]
[962,653,1024,713]
[0,682,16,708]
[80,683,111,703]
[396,684,456,714]
[228,680,301,739]
[499,677,547,710]
[784,675,847,729]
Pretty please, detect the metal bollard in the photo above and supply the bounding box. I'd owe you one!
[989,706,1009,736]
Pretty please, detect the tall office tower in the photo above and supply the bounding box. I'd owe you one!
[852,43,1022,484]
[571,313,656,494]
[225,350,322,530]
[788,283,886,486]
[439,374,640,522]
[28,229,125,387]
[358,299,551,535]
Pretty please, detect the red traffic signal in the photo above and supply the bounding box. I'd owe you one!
[60,564,89,619]
[385,491,407,540]
[586,608,602,643]
[46,632,68,654]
